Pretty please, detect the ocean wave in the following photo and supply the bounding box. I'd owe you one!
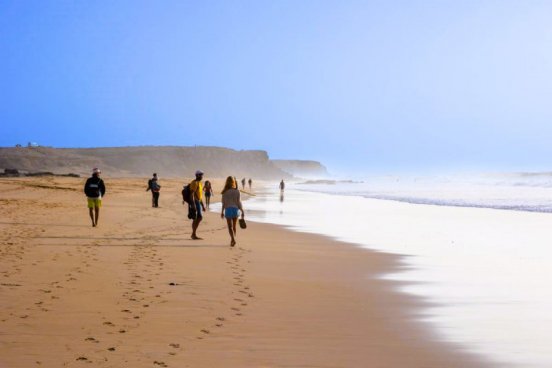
[293,173,552,214]
[359,194,552,213]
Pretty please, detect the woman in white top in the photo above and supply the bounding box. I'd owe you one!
[221,176,244,247]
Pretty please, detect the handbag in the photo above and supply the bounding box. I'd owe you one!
[239,218,247,229]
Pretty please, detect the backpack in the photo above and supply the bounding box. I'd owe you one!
[85,178,102,198]
[182,184,192,204]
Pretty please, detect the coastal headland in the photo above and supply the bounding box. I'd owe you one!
[0,146,328,179]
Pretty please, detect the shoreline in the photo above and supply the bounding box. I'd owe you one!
[0,177,495,367]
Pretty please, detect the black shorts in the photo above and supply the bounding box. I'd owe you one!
[188,200,203,219]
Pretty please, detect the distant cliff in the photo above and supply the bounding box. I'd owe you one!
[0,146,293,179]
[272,159,329,178]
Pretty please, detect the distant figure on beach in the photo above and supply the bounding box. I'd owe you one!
[84,168,106,227]
[248,178,252,190]
[189,170,206,240]
[146,173,161,208]
[241,177,246,189]
[203,180,213,209]
[279,179,285,202]
[221,176,245,247]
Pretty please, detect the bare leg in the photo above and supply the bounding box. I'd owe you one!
[191,217,203,239]
[94,207,100,226]
[232,218,237,237]
[226,218,236,246]
[89,208,95,227]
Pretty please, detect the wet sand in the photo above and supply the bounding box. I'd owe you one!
[0,177,495,367]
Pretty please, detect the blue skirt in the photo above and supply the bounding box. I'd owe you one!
[224,207,239,219]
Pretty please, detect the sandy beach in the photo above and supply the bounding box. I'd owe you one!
[0,176,494,367]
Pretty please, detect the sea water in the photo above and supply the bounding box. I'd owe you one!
[236,173,552,368]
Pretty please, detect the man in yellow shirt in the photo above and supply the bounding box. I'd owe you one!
[189,170,206,240]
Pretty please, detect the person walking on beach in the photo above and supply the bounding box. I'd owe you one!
[241,177,246,190]
[279,179,285,192]
[189,170,206,240]
[221,176,244,247]
[203,180,213,209]
[84,168,106,227]
[248,178,252,190]
[146,173,161,207]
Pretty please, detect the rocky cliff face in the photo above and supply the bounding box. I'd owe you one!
[0,146,292,179]
[271,159,329,178]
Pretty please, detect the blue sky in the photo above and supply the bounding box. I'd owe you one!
[2,1,552,174]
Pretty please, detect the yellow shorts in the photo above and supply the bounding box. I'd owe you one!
[87,198,102,208]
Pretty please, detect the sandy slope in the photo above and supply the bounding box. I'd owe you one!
[0,177,494,367]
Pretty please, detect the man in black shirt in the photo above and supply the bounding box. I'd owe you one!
[146,173,161,207]
[84,168,106,227]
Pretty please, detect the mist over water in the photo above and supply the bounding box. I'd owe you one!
[238,173,552,368]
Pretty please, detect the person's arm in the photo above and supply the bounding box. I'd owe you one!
[191,186,198,209]
[100,180,106,197]
[200,184,206,210]
[84,179,89,196]
[221,194,226,218]
[237,191,244,218]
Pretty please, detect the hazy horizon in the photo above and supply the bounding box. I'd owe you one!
[2,1,552,175]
